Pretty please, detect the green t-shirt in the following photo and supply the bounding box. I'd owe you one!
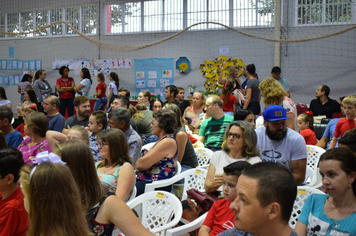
[199,115,234,149]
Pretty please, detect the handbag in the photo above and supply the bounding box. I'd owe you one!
[232,89,245,107]
[187,189,220,215]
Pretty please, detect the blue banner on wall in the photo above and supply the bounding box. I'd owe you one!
[134,58,174,101]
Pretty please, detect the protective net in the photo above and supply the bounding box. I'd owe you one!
[0,0,355,105]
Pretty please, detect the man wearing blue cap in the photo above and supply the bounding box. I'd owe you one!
[255,105,307,185]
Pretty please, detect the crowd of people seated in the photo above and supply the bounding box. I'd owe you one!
[0,64,356,236]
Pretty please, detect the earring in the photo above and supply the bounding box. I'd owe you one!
[349,183,352,188]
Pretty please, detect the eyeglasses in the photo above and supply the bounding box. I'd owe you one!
[227,132,241,140]
[97,141,107,148]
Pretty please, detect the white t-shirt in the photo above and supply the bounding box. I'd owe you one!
[255,126,307,171]
[210,151,261,191]
[107,81,118,96]
[75,78,91,97]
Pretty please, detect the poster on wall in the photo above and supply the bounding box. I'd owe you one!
[134,58,174,101]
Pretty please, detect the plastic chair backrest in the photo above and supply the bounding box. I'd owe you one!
[144,162,182,193]
[166,212,208,236]
[306,145,325,171]
[127,191,183,236]
[126,186,137,202]
[194,148,214,168]
[173,168,208,201]
[289,186,325,229]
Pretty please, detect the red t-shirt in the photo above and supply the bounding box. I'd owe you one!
[202,199,235,236]
[300,128,317,145]
[96,81,107,98]
[220,94,237,112]
[334,117,356,138]
[0,186,29,236]
[56,77,74,99]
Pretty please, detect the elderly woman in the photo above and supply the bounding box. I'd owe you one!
[295,148,356,236]
[183,91,205,129]
[17,112,51,164]
[135,109,178,196]
[259,77,297,131]
[96,129,136,202]
[204,121,261,193]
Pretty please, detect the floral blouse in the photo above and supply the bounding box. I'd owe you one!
[17,137,52,165]
[136,135,178,181]
[86,191,115,236]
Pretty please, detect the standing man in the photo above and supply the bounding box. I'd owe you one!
[43,95,65,132]
[218,162,298,236]
[271,66,290,97]
[63,95,90,133]
[108,107,142,164]
[0,106,23,148]
[164,85,180,106]
[195,95,234,151]
[309,85,341,118]
[255,105,307,185]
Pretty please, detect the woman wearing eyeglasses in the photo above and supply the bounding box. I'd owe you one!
[204,121,261,193]
[96,129,136,202]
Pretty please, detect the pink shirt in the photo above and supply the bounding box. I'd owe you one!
[17,137,52,164]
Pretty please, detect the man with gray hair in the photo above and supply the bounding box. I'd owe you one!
[0,106,23,147]
[108,107,142,164]
[43,95,65,132]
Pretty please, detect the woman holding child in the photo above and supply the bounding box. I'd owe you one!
[204,121,261,193]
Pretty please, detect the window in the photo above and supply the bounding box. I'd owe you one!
[144,0,162,32]
[50,9,63,35]
[296,0,353,25]
[164,0,183,31]
[66,7,79,35]
[0,14,5,38]
[233,0,275,27]
[187,0,207,30]
[82,6,97,35]
[125,2,141,32]
[35,10,49,36]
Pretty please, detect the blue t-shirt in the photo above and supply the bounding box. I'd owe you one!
[322,118,342,149]
[299,194,356,236]
[5,130,23,148]
[47,113,65,132]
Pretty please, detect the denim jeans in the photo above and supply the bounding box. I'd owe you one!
[59,98,74,117]
[94,97,107,111]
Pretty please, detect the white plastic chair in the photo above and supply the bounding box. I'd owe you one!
[194,148,214,169]
[141,142,156,151]
[306,145,325,187]
[127,191,183,236]
[144,162,182,193]
[167,168,208,236]
[289,186,325,229]
[166,212,208,236]
[172,168,208,201]
[126,186,137,202]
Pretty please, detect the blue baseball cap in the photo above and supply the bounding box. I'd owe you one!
[263,105,291,121]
